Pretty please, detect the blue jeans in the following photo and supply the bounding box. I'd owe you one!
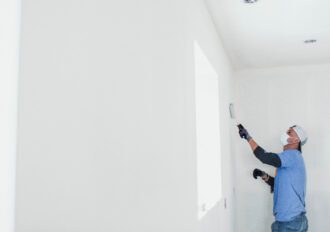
[271,213,308,232]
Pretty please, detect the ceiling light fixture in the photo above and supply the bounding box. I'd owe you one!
[245,0,258,3]
[304,39,317,44]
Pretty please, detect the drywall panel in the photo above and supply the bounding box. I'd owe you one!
[16,0,234,232]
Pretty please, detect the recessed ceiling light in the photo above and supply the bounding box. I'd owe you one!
[245,0,258,3]
[304,39,317,44]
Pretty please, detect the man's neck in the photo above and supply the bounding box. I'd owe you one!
[283,144,299,151]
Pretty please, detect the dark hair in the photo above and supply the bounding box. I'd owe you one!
[291,125,302,152]
[298,142,302,152]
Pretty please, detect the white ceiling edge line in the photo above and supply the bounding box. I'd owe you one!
[233,60,330,73]
[203,0,236,73]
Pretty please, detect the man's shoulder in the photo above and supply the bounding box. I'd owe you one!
[278,150,302,168]
[281,149,301,155]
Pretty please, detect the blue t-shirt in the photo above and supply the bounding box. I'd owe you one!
[273,149,306,222]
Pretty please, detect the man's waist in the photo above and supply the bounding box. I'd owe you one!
[274,211,306,222]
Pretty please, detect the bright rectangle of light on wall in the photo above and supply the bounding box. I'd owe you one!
[194,41,222,220]
[0,0,20,231]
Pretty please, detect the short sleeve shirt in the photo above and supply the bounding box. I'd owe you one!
[273,149,306,222]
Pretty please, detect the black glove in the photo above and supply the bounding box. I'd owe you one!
[253,168,266,179]
[237,124,252,141]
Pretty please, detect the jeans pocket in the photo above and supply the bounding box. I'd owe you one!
[286,217,303,231]
[271,222,278,232]
[302,216,308,232]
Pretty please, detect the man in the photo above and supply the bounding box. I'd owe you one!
[238,124,308,232]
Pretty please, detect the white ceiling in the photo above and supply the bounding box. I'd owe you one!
[205,0,330,70]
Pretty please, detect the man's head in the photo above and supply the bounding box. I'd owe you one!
[280,125,308,151]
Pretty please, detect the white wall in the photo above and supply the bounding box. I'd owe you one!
[0,0,20,232]
[15,0,234,232]
[188,1,235,232]
[233,63,330,232]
